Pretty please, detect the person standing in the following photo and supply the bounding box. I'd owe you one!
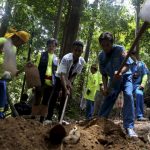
[0,30,30,119]
[32,38,59,123]
[84,64,99,120]
[45,41,85,123]
[98,32,137,137]
[130,51,149,121]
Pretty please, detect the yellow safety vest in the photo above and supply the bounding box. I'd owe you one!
[36,52,54,86]
[84,72,99,101]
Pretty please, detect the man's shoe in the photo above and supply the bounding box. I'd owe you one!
[62,120,70,125]
[126,128,138,138]
[43,120,52,125]
[40,116,45,123]
[137,117,148,121]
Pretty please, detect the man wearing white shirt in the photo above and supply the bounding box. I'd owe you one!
[46,41,85,122]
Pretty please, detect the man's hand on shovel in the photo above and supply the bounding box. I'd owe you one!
[114,71,122,80]
[65,87,70,96]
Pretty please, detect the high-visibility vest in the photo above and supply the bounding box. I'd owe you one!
[37,51,58,86]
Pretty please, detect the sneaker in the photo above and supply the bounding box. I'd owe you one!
[126,128,138,138]
[40,116,45,123]
[43,120,52,125]
[62,120,70,125]
[137,117,148,121]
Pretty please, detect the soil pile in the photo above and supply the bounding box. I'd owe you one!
[0,117,149,150]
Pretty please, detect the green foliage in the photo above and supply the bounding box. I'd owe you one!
[0,0,150,110]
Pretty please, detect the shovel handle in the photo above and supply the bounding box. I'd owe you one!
[59,95,69,124]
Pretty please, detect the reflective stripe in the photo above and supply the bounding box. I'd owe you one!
[45,53,53,86]
[0,107,4,112]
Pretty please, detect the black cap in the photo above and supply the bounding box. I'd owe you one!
[72,40,84,48]
[47,38,58,46]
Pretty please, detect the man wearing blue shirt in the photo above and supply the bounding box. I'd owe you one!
[130,51,149,121]
[98,32,137,137]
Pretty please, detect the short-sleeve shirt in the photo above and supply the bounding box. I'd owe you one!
[130,61,149,85]
[98,45,133,89]
[99,45,133,79]
[84,72,99,101]
[56,53,85,78]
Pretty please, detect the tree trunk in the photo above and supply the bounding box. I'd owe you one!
[53,0,65,39]
[84,23,94,63]
[84,0,99,63]
[135,0,140,59]
[60,0,84,58]
[0,0,12,37]
[79,0,99,104]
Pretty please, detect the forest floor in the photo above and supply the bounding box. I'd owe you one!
[0,117,150,150]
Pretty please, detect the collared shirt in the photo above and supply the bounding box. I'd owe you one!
[99,45,133,79]
[56,53,85,78]
[130,60,149,85]
[98,45,133,89]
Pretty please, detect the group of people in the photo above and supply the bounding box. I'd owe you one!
[0,30,149,138]
[31,39,85,124]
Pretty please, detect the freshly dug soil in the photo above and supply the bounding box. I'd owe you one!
[0,117,149,150]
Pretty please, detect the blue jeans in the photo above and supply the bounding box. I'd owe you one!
[133,85,144,119]
[99,74,135,129]
[86,99,94,120]
[0,80,7,112]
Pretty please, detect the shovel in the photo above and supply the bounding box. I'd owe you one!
[59,95,69,124]
[109,0,150,91]
[49,95,69,145]
[117,0,150,74]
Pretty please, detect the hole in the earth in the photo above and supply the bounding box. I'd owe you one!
[98,138,108,145]
[49,124,67,145]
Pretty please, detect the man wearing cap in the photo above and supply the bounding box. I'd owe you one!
[130,52,149,121]
[32,38,59,123]
[84,64,100,120]
[45,41,85,123]
[0,30,30,119]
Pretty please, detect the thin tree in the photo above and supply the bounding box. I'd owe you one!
[60,0,84,58]
[0,0,13,37]
[53,0,65,39]
[84,0,99,62]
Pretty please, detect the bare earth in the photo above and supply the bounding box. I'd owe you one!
[0,117,149,150]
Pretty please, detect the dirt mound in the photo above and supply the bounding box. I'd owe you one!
[0,117,149,150]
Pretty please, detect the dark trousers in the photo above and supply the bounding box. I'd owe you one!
[47,77,66,120]
[41,86,53,106]
[0,80,7,112]
[32,85,53,117]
